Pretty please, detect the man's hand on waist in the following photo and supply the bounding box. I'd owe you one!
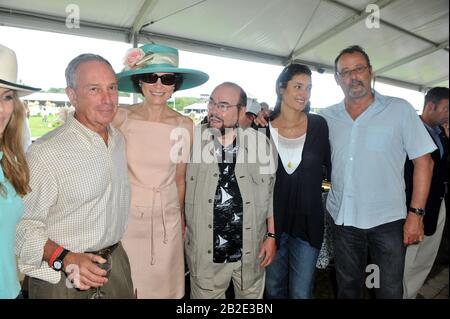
[63,252,108,290]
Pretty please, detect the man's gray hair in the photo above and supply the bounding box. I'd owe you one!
[65,53,113,88]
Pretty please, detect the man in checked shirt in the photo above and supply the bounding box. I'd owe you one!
[15,54,134,298]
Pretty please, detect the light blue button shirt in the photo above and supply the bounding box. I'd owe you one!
[0,152,24,298]
[320,92,437,229]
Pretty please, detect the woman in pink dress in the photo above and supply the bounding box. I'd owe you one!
[113,44,208,298]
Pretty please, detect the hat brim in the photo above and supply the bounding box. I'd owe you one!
[117,66,209,93]
[0,79,41,97]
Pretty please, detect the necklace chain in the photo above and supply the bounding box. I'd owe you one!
[278,114,307,131]
[280,139,301,169]
[270,121,304,170]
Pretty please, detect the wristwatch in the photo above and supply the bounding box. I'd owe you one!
[266,232,276,239]
[408,207,426,216]
[52,249,70,271]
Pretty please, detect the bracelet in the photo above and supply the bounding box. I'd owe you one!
[266,232,276,239]
[48,246,63,267]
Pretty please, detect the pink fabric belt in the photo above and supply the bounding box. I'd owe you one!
[149,182,172,265]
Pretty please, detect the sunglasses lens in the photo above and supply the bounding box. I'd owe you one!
[160,74,176,85]
[140,74,176,85]
[141,74,159,84]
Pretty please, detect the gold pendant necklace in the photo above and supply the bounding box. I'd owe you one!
[285,144,297,169]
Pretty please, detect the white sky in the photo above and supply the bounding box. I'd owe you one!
[1,25,426,111]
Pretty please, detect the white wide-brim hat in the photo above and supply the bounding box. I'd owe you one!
[0,44,40,96]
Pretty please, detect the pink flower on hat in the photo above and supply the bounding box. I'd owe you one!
[123,48,145,70]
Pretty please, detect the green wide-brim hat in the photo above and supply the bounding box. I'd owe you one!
[117,43,209,93]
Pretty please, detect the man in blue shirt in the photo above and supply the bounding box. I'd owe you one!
[403,87,449,298]
[320,45,436,298]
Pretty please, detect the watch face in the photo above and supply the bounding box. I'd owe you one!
[410,208,425,216]
[53,260,63,270]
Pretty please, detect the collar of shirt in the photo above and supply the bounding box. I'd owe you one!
[332,90,388,122]
[201,127,244,157]
[423,121,442,135]
[67,113,118,149]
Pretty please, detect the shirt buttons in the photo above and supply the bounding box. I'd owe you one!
[208,224,212,229]
[207,250,211,254]
[208,199,212,203]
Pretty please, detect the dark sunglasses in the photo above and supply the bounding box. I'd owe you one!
[139,73,177,85]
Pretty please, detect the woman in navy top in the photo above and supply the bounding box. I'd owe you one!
[0,44,39,299]
[260,64,331,299]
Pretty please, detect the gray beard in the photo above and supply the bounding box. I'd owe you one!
[347,81,369,98]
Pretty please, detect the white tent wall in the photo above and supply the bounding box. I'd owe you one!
[0,0,448,90]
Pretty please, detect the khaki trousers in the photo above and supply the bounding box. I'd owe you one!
[403,199,446,299]
[190,260,265,299]
[28,242,134,299]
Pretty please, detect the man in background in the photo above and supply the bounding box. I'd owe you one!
[403,87,449,299]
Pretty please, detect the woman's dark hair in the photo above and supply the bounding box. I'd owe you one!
[270,63,312,120]
[131,73,184,94]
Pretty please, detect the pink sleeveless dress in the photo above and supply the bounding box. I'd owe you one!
[118,111,188,298]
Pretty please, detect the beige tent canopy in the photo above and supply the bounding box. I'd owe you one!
[1,0,448,91]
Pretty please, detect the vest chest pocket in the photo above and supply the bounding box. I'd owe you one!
[250,174,273,208]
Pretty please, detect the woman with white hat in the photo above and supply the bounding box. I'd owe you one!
[0,43,40,299]
[113,43,208,298]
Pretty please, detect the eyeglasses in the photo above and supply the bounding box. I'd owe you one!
[336,65,369,78]
[207,99,239,112]
[139,73,177,85]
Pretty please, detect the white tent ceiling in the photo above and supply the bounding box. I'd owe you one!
[0,0,448,91]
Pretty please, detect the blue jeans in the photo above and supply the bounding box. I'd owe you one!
[332,219,406,299]
[265,232,320,299]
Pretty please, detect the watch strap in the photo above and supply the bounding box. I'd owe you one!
[58,249,70,264]
[408,206,426,216]
[48,246,63,268]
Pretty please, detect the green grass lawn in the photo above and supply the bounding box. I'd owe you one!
[29,115,60,138]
